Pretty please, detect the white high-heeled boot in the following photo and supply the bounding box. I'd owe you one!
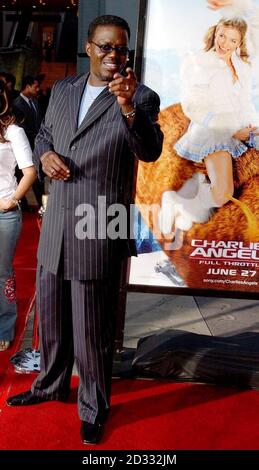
[158,173,217,234]
[158,191,178,234]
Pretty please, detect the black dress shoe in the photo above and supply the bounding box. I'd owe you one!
[80,420,104,445]
[6,390,68,407]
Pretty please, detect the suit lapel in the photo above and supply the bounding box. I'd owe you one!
[75,86,116,137]
[68,74,117,139]
[19,97,34,123]
[19,96,30,113]
[68,73,88,135]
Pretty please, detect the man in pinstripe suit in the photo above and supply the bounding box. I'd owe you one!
[7,15,163,444]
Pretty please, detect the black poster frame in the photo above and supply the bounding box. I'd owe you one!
[124,0,259,301]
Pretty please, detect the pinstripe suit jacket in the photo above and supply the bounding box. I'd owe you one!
[33,74,163,280]
[13,95,42,149]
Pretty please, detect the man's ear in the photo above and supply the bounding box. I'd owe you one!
[85,42,91,57]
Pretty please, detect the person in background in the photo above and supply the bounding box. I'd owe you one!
[0,80,36,351]
[37,87,51,117]
[0,72,19,103]
[43,36,54,62]
[13,75,44,209]
[6,15,163,445]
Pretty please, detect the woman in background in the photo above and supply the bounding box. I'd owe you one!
[0,79,36,351]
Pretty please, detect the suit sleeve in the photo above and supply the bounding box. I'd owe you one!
[124,86,164,162]
[32,82,56,181]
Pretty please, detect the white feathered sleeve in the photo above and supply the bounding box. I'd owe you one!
[180,53,212,126]
[180,52,239,136]
[221,0,259,56]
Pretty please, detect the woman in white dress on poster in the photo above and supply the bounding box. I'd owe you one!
[159,0,259,235]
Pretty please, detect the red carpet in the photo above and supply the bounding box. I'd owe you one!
[2,375,259,449]
[2,214,259,450]
[0,213,38,396]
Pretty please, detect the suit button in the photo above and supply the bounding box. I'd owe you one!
[71,145,77,151]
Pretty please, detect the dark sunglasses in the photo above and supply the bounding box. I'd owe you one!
[91,41,129,56]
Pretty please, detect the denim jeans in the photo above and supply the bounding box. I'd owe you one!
[0,209,22,341]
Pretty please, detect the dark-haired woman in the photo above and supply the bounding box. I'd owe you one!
[0,80,36,351]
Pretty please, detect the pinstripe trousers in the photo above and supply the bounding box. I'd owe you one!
[31,262,121,424]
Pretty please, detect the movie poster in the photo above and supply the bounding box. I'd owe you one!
[129,0,259,294]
